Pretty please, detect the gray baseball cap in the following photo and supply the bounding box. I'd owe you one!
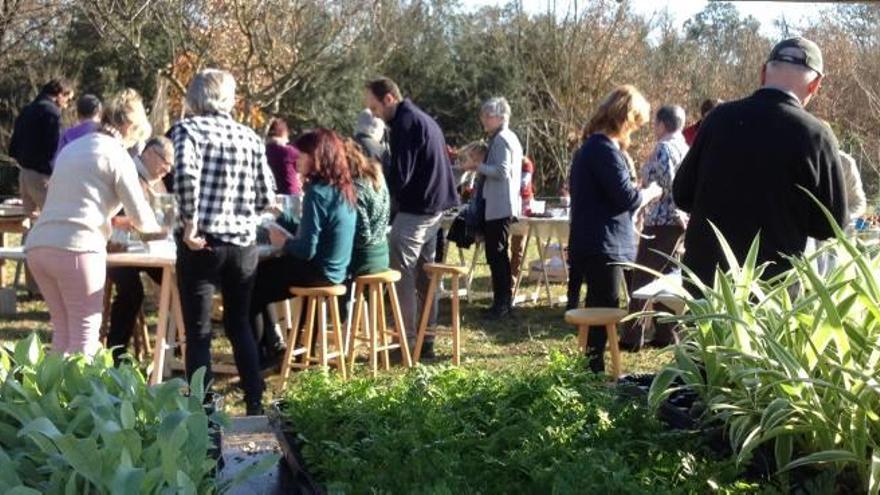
[767,37,824,77]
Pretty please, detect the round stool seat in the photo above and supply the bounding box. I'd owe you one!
[424,263,468,276]
[290,285,347,297]
[354,270,401,284]
[564,308,627,326]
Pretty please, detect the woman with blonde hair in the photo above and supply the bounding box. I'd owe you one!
[25,88,161,356]
[345,138,390,276]
[567,84,662,373]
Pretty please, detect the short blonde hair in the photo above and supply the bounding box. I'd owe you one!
[583,85,650,149]
[102,88,150,148]
[186,69,236,115]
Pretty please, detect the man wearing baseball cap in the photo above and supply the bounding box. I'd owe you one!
[672,37,847,288]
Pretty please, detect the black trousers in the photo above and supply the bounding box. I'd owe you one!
[250,254,331,344]
[567,253,624,373]
[484,217,513,308]
[177,238,263,406]
[622,225,684,347]
[250,255,331,313]
[106,266,162,364]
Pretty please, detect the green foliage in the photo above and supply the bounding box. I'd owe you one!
[0,333,255,494]
[279,352,771,494]
[648,200,880,494]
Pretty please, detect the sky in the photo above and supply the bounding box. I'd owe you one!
[465,0,832,35]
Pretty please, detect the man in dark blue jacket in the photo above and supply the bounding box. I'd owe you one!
[365,77,459,358]
[9,79,74,217]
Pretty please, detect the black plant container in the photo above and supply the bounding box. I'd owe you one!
[268,401,324,495]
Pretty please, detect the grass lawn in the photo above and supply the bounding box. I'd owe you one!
[0,236,672,415]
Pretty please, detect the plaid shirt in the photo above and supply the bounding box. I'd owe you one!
[171,113,274,246]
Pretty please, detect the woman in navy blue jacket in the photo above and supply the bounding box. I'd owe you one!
[568,85,661,373]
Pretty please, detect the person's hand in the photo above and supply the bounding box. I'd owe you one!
[643,182,663,203]
[183,221,207,251]
[111,216,133,232]
[268,224,292,248]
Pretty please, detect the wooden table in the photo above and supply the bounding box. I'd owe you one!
[512,216,570,307]
[0,204,29,288]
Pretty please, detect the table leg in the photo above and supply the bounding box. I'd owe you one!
[149,267,173,385]
[465,241,481,303]
[0,232,5,287]
[529,234,553,307]
[511,225,532,306]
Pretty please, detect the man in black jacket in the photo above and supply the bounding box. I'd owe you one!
[673,38,847,288]
[365,77,459,357]
[9,79,74,217]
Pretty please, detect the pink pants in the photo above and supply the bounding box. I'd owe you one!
[26,247,106,356]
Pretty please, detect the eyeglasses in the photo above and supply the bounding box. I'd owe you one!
[148,147,173,168]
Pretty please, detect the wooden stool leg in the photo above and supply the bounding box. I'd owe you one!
[387,282,412,367]
[414,272,439,363]
[317,297,329,372]
[607,323,622,380]
[348,284,365,370]
[329,296,347,380]
[377,283,391,371]
[368,285,379,376]
[140,309,152,354]
[281,297,308,388]
[301,296,318,365]
[451,274,461,366]
[577,325,588,354]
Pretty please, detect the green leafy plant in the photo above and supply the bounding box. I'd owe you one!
[648,201,880,494]
[0,333,273,494]
[278,353,770,494]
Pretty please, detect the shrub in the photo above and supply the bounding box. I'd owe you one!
[649,207,880,494]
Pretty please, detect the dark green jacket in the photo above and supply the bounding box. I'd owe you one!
[284,181,356,284]
[351,178,390,276]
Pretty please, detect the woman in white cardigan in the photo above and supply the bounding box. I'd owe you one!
[25,89,160,356]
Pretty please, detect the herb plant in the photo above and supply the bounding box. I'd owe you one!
[279,353,769,494]
[0,333,271,494]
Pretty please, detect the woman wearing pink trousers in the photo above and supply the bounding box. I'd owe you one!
[25,89,160,356]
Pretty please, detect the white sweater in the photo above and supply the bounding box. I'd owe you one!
[25,132,160,253]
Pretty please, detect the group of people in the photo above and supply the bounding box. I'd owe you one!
[6,34,867,411]
[9,70,505,414]
[568,36,863,373]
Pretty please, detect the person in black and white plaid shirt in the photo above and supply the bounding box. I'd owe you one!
[171,68,275,416]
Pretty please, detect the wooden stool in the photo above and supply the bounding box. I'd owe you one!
[413,263,468,365]
[564,308,627,379]
[281,285,348,388]
[347,270,412,376]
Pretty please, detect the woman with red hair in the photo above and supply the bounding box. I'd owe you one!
[250,129,357,320]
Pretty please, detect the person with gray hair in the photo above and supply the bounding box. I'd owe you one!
[673,37,847,289]
[171,68,276,415]
[106,135,175,364]
[620,104,689,351]
[353,109,389,172]
[460,96,523,319]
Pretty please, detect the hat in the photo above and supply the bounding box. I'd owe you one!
[767,37,823,76]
